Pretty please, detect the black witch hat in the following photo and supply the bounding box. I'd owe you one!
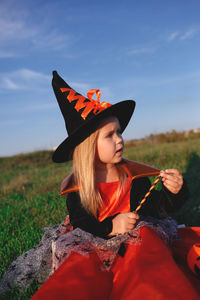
[52,71,136,162]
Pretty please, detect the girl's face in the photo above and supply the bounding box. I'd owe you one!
[96,116,124,166]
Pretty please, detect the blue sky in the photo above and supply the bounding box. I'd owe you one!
[0,0,200,157]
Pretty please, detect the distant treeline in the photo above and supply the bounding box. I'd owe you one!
[125,128,200,148]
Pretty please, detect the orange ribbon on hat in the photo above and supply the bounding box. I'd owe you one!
[87,89,101,103]
[86,89,112,115]
[60,88,112,120]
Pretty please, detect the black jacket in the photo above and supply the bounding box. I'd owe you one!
[66,177,188,238]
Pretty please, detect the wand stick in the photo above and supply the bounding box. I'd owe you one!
[135,176,161,212]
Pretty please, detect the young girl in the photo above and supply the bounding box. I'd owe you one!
[1,72,199,299]
[31,72,199,299]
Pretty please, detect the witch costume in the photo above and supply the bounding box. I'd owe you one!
[0,72,200,299]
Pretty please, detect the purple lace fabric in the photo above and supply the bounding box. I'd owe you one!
[0,216,177,295]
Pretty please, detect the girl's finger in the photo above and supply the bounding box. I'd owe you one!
[162,172,182,181]
[165,168,180,175]
[127,225,134,231]
[128,212,140,219]
[128,216,139,221]
[161,168,182,177]
[128,219,137,225]
[163,178,182,188]
[163,175,183,184]
[161,173,183,187]
[163,180,182,194]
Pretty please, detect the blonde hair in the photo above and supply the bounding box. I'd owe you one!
[72,128,127,217]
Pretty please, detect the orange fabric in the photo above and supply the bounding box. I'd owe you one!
[32,227,200,300]
[121,159,160,180]
[110,226,200,300]
[33,177,200,299]
[97,177,132,222]
[32,251,113,300]
[87,89,101,102]
[86,89,112,114]
[60,87,111,120]
[60,158,160,195]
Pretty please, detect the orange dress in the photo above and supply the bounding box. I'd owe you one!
[32,179,200,300]
[97,177,132,222]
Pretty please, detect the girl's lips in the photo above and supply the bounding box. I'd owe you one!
[116,148,123,156]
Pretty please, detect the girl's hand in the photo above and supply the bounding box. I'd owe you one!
[109,212,140,236]
[160,169,183,194]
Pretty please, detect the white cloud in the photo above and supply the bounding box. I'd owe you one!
[14,69,50,81]
[71,81,91,92]
[180,28,198,40]
[0,2,75,55]
[0,15,36,44]
[167,31,179,41]
[127,47,156,55]
[32,30,73,51]
[0,69,51,90]
[0,69,96,101]
[167,28,199,42]
[3,78,20,90]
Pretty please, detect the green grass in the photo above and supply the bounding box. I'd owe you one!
[1,139,200,299]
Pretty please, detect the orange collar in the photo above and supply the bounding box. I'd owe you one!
[60,158,160,196]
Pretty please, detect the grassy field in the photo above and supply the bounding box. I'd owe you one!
[1,138,200,299]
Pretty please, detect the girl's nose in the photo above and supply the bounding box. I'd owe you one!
[116,133,123,144]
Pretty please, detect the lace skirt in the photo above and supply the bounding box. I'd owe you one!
[0,217,199,300]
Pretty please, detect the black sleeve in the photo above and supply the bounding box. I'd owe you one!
[66,192,117,238]
[130,177,189,218]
